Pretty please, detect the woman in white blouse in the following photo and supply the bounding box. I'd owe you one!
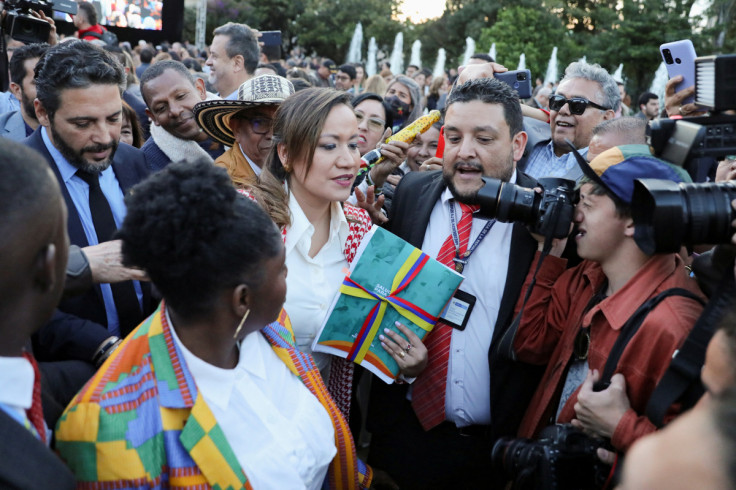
[252,88,428,411]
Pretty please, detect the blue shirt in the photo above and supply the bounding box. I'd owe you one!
[524,140,587,181]
[41,127,143,336]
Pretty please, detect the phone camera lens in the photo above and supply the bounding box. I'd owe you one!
[663,49,674,64]
[517,72,525,81]
[675,57,682,64]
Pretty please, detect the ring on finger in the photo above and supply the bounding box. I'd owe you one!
[399,350,406,359]
[679,106,685,116]
[405,343,413,353]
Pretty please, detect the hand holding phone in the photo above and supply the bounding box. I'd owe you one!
[495,69,532,99]
[660,40,697,105]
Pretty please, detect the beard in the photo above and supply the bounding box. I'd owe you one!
[443,157,515,204]
[51,125,117,174]
[21,92,37,122]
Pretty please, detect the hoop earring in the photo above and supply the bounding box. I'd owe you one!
[233,308,250,340]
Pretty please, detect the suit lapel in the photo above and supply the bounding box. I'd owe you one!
[409,174,445,247]
[491,171,538,347]
[27,129,90,247]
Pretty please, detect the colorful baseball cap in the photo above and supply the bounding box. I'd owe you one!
[573,144,689,204]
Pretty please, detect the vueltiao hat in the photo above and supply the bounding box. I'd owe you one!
[571,144,689,204]
[193,74,294,146]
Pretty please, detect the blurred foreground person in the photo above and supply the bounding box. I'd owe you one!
[0,140,75,489]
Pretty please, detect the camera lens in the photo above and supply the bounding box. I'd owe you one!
[663,49,674,64]
[517,72,526,81]
[632,179,736,254]
[675,57,682,64]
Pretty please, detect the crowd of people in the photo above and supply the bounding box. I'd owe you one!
[2,5,736,489]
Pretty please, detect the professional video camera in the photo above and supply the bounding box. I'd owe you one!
[475,177,576,239]
[491,424,611,490]
[632,54,736,254]
[648,54,736,177]
[2,0,77,44]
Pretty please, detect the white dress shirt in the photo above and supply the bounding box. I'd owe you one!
[168,310,336,490]
[283,191,350,376]
[415,173,516,427]
[0,355,49,443]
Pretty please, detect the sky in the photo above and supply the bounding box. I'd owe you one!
[398,0,447,23]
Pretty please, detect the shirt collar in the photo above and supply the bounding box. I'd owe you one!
[41,126,116,184]
[164,307,269,411]
[582,254,680,331]
[545,140,589,159]
[0,356,34,410]
[239,144,262,176]
[440,168,517,205]
[285,187,349,257]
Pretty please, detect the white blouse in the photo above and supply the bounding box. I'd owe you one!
[168,309,336,490]
[283,191,350,376]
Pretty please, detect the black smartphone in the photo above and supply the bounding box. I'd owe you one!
[260,30,282,47]
[495,69,533,99]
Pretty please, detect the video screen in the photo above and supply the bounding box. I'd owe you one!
[99,0,163,30]
[54,0,164,31]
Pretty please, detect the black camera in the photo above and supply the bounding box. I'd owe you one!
[491,424,611,490]
[631,178,736,254]
[476,177,576,239]
[2,0,77,44]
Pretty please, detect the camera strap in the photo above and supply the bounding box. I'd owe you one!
[495,231,556,361]
[645,271,735,427]
[593,288,705,392]
[448,201,495,274]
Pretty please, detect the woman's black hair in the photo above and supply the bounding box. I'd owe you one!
[351,92,393,131]
[118,159,282,317]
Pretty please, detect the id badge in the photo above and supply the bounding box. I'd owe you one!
[439,290,476,330]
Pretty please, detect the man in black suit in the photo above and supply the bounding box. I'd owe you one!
[0,140,75,489]
[23,40,153,422]
[367,78,544,488]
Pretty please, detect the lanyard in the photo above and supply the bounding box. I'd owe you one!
[449,201,495,273]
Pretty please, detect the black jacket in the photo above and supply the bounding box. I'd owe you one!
[367,169,544,442]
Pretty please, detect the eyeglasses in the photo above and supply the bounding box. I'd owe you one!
[355,111,385,132]
[241,117,273,135]
[548,94,611,115]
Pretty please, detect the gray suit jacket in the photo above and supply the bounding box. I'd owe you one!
[0,110,27,142]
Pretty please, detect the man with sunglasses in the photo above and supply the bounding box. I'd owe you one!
[522,61,619,181]
[140,61,225,171]
[512,146,704,455]
[192,75,294,189]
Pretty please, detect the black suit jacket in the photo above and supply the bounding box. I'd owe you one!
[0,409,75,489]
[368,170,544,441]
[24,129,154,359]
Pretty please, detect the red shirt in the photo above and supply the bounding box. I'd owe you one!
[77,24,105,41]
[513,252,704,451]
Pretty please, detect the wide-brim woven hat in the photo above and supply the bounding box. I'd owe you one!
[193,74,294,146]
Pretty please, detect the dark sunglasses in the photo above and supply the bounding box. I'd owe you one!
[548,94,611,115]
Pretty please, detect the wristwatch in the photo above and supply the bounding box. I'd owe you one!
[63,245,93,298]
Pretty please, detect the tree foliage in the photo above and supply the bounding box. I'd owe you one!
[179,0,735,98]
[478,5,577,81]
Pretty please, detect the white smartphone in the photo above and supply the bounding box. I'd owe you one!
[660,40,697,105]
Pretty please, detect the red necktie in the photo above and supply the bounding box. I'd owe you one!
[412,202,477,430]
[22,352,47,444]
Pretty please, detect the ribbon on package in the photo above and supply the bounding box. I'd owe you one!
[340,249,438,364]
